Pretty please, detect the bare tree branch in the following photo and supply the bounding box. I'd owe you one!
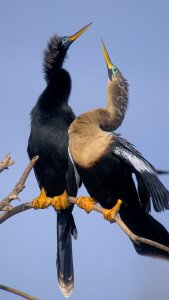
[68,197,169,254]
[0,284,38,300]
[0,140,168,300]
[0,193,169,255]
[0,154,168,254]
[0,154,15,173]
[0,156,39,211]
[0,202,32,223]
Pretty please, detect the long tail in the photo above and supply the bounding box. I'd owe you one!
[57,208,77,297]
[120,206,169,260]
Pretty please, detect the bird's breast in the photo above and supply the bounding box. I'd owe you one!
[69,130,113,169]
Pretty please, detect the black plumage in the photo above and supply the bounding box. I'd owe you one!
[27,23,91,297]
[68,40,169,260]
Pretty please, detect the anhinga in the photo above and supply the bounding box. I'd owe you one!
[27,23,91,297]
[68,40,169,260]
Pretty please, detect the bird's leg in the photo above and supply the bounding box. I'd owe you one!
[51,190,70,210]
[31,187,51,209]
[103,199,123,223]
[76,196,96,213]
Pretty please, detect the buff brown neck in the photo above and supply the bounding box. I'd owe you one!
[69,71,129,138]
[106,73,129,130]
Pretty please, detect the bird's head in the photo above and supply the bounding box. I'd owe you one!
[44,23,92,82]
[101,39,129,130]
[101,39,120,81]
[61,22,92,50]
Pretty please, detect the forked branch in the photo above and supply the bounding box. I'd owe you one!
[0,155,169,254]
[0,197,169,255]
[0,156,169,299]
[0,156,39,211]
[0,154,15,173]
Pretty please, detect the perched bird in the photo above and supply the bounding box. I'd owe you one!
[68,40,169,260]
[27,23,91,297]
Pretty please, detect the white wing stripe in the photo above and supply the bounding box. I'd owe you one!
[114,147,154,173]
[68,147,81,187]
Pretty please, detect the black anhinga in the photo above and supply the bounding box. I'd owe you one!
[27,23,91,297]
[68,40,169,260]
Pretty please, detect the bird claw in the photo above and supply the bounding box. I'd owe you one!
[76,196,96,213]
[103,199,123,223]
[31,187,51,209]
[51,190,70,210]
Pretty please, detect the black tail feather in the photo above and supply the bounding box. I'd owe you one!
[157,170,169,175]
[120,206,169,260]
[57,208,77,297]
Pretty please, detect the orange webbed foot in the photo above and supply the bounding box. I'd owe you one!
[76,196,96,213]
[51,190,70,210]
[103,199,123,223]
[31,187,51,209]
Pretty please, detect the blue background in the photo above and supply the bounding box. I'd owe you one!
[0,1,169,299]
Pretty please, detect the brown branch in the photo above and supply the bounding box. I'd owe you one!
[0,194,169,255]
[0,156,39,211]
[0,156,168,300]
[0,284,38,300]
[0,153,15,173]
[68,197,169,254]
[0,202,32,223]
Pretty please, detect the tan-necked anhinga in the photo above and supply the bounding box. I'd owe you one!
[68,40,169,260]
[27,23,91,297]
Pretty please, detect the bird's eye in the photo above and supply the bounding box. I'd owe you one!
[62,36,68,45]
[112,66,119,75]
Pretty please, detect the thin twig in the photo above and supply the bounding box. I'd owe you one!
[0,284,38,300]
[0,153,15,173]
[0,156,39,211]
[0,202,32,223]
[0,194,169,255]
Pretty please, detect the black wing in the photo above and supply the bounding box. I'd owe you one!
[112,133,169,212]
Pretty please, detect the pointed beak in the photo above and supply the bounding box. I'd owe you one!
[68,22,92,42]
[101,39,120,79]
[101,39,113,70]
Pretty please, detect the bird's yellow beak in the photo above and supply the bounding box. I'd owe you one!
[69,22,92,42]
[101,39,113,69]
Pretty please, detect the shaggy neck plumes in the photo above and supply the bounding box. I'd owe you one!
[43,34,67,82]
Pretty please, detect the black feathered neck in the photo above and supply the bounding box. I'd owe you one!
[37,69,72,110]
[43,34,67,82]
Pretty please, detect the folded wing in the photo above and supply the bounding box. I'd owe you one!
[112,133,169,212]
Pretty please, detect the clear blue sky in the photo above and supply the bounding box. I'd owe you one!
[0,1,169,299]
